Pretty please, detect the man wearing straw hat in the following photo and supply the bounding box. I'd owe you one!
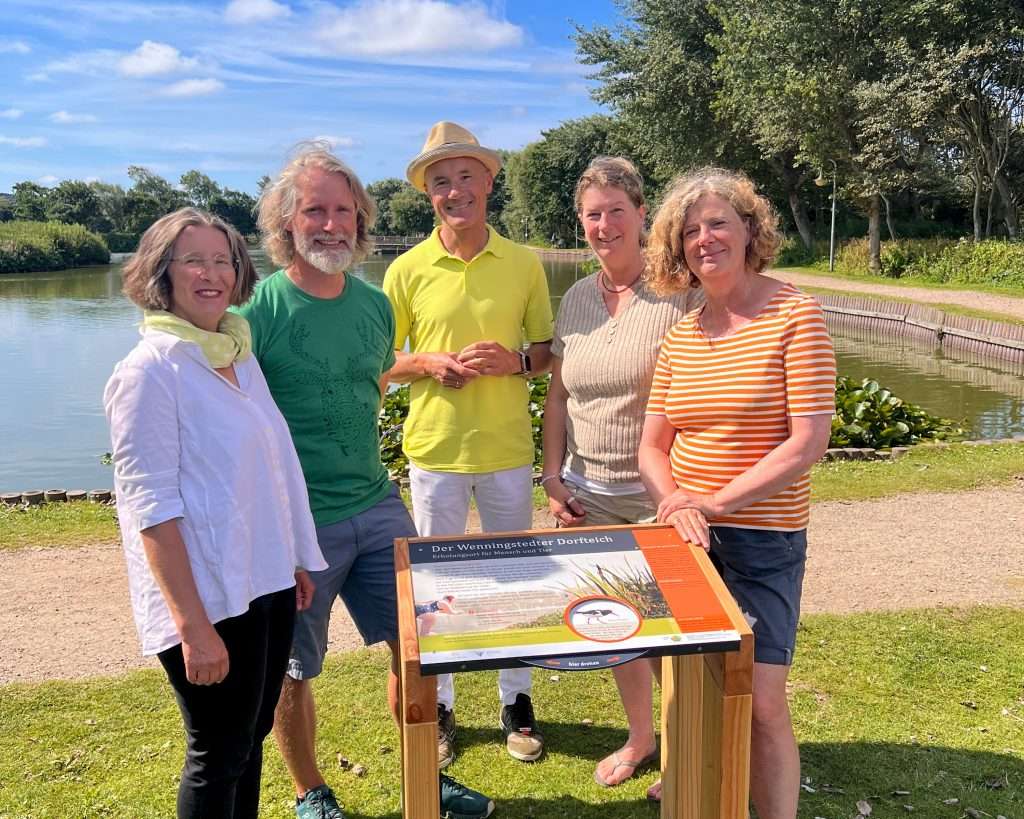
[383,121,554,769]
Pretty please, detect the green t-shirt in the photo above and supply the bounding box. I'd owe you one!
[236,270,396,527]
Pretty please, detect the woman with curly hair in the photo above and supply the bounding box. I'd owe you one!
[639,168,835,815]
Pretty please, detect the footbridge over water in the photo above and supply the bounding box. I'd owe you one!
[371,235,425,255]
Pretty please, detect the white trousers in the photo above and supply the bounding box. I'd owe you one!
[409,463,534,709]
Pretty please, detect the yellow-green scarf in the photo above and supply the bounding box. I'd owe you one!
[143,310,252,368]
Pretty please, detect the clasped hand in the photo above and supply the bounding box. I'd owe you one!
[657,490,721,551]
[429,341,518,389]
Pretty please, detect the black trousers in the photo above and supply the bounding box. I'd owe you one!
[158,587,296,819]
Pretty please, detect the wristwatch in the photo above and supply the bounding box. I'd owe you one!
[517,350,532,375]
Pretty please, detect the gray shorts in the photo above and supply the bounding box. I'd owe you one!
[288,485,416,680]
[709,526,807,666]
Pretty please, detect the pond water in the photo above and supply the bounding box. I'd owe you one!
[1,254,1022,492]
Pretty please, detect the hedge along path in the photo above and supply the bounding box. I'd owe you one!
[2,484,1023,686]
[773,268,1024,321]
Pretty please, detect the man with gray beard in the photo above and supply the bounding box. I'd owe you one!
[238,145,494,819]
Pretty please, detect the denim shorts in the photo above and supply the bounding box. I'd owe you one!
[709,526,807,666]
[288,485,416,680]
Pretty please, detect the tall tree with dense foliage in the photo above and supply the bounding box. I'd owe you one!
[11,182,50,222]
[503,115,628,246]
[366,178,406,234]
[576,1,822,249]
[45,180,105,233]
[389,185,435,235]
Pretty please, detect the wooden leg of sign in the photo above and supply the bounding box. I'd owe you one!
[660,654,703,819]
[700,658,751,819]
[396,538,440,819]
[399,662,439,819]
[661,651,752,819]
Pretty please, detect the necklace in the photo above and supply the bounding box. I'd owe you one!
[599,270,643,293]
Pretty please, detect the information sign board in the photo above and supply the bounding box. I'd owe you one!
[407,524,741,674]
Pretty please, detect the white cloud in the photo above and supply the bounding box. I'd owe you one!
[0,41,31,55]
[27,72,50,82]
[37,174,59,185]
[0,135,47,148]
[225,0,291,24]
[314,0,522,57]
[50,110,99,124]
[160,78,225,97]
[118,41,199,77]
[311,134,356,149]
[0,109,24,120]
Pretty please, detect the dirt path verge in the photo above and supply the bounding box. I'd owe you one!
[2,485,1022,685]
[774,269,1024,321]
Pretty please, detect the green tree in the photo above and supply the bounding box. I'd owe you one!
[503,115,628,246]
[180,170,222,211]
[125,167,186,234]
[367,178,406,234]
[575,1,817,250]
[11,181,50,221]
[88,182,128,234]
[210,189,258,236]
[389,186,435,235]
[46,180,105,232]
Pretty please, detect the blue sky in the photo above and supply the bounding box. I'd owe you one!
[0,0,621,194]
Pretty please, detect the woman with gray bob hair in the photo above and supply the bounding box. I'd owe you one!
[106,208,326,818]
[120,207,258,311]
[257,142,378,268]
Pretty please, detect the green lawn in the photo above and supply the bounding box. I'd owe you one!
[810,442,1024,503]
[0,500,118,550]
[0,608,1020,818]
[3,443,1023,551]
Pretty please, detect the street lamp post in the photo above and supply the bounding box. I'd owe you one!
[815,160,838,272]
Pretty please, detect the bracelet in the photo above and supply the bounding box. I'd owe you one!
[539,475,561,486]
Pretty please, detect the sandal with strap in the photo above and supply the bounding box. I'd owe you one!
[593,748,659,787]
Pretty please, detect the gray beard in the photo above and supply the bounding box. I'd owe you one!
[294,233,353,275]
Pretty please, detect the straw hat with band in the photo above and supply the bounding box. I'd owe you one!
[406,121,503,192]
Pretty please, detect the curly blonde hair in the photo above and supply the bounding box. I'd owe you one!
[645,167,781,296]
[257,142,377,268]
[121,208,257,311]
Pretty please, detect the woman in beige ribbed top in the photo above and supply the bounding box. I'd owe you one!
[540,157,702,790]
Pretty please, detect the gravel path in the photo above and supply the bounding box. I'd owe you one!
[2,484,1022,685]
[774,269,1024,321]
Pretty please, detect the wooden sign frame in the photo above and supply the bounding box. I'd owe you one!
[394,523,754,819]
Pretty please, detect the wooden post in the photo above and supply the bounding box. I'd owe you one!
[395,538,440,819]
[660,546,754,819]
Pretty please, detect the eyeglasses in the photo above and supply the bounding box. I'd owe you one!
[169,255,237,273]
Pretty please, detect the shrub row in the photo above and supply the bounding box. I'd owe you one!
[833,237,1024,288]
[0,221,110,274]
[379,376,961,479]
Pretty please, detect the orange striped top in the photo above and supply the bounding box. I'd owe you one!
[646,284,836,531]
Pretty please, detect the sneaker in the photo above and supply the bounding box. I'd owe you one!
[295,784,345,819]
[499,693,544,762]
[437,703,456,769]
[440,773,495,819]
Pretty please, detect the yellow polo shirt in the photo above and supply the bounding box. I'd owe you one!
[383,227,553,473]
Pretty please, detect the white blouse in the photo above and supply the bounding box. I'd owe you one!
[104,328,327,656]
